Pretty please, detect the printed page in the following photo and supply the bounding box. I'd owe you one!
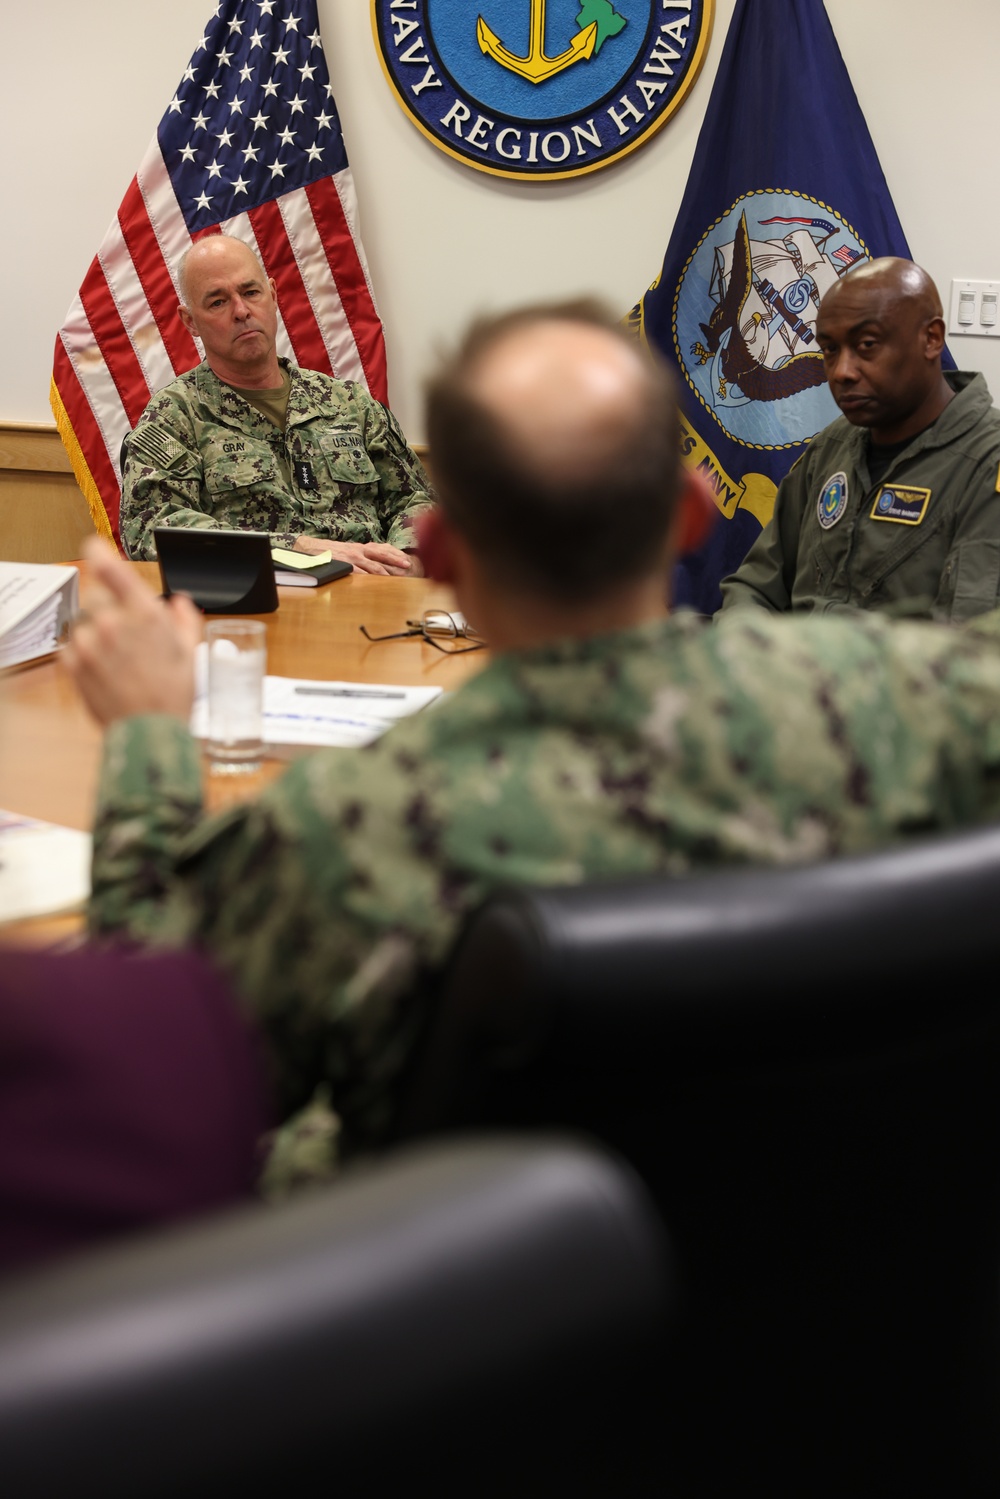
[0,810,92,923]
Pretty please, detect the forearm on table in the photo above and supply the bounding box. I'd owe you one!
[384,506,429,555]
[120,482,224,560]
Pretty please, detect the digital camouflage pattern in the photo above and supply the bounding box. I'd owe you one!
[721,372,1000,620]
[120,359,431,560]
[89,607,1000,1188]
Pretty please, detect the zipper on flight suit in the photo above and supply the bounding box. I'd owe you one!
[841,447,945,603]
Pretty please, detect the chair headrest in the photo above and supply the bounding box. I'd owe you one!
[0,1136,671,1495]
[442,821,1000,1065]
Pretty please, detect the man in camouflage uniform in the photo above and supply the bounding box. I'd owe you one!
[120,235,430,576]
[67,302,1000,1185]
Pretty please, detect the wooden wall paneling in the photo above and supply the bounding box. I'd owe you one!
[0,424,97,564]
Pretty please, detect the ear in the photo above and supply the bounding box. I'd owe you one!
[178,303,195,334]
[413,506,456,584]
[924,315,947,360]
[673,468,719,556]
[268,277,278,304]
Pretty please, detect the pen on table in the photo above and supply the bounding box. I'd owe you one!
[293,686,407,699]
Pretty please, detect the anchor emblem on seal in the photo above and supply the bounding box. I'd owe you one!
[477,0,599,84]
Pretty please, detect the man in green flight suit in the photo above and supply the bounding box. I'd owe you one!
[66,300,1000,1185]
[120,235,430,576]
[720,258,1000,619]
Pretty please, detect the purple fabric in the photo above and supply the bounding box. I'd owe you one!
[0,946,273,1274]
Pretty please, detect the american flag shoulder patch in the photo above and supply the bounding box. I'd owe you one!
[128,424,188,472]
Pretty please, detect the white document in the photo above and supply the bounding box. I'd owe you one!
[260,678,442,746]
[190,648,441,748]
[0,810,92,923]
[0,563,79,669]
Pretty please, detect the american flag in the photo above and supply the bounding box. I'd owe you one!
[833,245,863,267]
[51,0,387,545]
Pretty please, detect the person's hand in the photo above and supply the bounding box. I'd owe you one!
[293,535,414,576]
[62,539,202,727]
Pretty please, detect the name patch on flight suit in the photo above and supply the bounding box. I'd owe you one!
[870,485,931,525]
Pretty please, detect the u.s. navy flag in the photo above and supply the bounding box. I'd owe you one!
[629,0,913,614]
[51,0,387,545]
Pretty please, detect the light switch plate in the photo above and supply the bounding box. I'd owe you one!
[948,279,1000,337]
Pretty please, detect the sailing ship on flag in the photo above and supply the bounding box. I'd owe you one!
[691,209,868,411]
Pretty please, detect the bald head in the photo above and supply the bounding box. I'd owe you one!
[815,257,951,443]
[468,316,659,489]
[177,235,266,309]
[822,256,943,327]
[426,302,679,604]
[176,236,280,387]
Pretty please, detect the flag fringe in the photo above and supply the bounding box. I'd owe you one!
[48,378,115,544]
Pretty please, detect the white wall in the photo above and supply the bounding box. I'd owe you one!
[4,1,998,442]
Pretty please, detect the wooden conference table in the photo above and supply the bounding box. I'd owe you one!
[0,561,486,941]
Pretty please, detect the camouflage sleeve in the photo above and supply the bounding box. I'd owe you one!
[120,416,227,561]
[361,398,434,550]
[88,715,211,942]
[88,716,437,1165]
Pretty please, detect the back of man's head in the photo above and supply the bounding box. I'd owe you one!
[426,302,679,604]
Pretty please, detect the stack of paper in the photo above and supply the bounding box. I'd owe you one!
[0,810,91,924]
[0,563,79,669]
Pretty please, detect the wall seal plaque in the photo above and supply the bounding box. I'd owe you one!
[372,1,714,180]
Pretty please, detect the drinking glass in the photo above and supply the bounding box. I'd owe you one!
[205,619,266,773]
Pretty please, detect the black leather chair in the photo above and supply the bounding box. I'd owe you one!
[394,824,1000,1492]
[0,1136,673,1498]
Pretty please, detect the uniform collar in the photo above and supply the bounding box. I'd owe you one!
[838,369,992,466]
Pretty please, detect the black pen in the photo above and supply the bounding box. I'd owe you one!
[293,686,407,699]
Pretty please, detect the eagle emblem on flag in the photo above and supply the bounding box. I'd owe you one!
[674,190,870,449]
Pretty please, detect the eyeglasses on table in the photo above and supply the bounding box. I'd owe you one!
[359,609,486,654]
